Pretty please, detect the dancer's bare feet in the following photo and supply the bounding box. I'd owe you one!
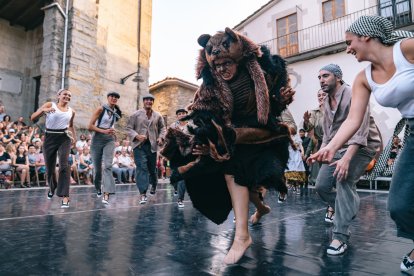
[250,205,271,225]
[223,235,252,264]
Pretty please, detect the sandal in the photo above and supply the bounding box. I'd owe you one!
[325,206,335,223]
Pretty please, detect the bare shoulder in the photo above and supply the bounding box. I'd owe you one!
[400,38,414,63]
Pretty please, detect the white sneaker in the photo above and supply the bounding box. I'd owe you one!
[177,201,185,208]
[139,195,147,204]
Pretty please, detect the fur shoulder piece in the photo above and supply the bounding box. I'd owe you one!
[190,27,273,125]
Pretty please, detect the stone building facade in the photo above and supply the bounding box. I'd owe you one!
[0,0,152,128]
[149,77,198,126]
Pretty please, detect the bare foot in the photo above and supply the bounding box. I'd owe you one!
[250,205,271,225]
[223,235,252,264]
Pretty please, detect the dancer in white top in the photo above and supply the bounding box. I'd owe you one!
[31,89,76,208]
[310,15,414,271]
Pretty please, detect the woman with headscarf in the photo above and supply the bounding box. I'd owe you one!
[88,91,122,204]
[310,15,414,272]
[31,89,76,208]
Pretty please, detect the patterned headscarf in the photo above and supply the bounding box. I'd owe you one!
[346,15,414,45]
[320,64,343,79]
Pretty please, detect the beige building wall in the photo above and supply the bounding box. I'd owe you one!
[67,0,152,127]
[150,77,198,126]
[0,18,43,121]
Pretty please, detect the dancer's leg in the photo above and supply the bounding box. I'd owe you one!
[224,174,252,264]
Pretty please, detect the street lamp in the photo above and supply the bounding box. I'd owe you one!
[120,71,145,84]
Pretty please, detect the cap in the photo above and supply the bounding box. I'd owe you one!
[9,129,15,133]
[176,108,188,115]
[107,91,120,98]
[142,94,155,100]
[32,138,41,143]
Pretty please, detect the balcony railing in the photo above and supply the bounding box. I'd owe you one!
[260,3,413,58]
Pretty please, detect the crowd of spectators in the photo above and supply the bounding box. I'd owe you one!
[0,105,137,188]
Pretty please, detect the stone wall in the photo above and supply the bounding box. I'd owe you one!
[65,0,152,129]
[150,79,197,126]
[0,18,43,122]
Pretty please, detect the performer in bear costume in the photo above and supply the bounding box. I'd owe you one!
[161,27,294,264]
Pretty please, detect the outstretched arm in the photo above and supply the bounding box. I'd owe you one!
[310,71,371,162]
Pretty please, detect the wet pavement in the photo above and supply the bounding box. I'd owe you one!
[0,181,411,275]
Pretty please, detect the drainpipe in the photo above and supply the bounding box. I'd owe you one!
[41,0,70,89]
[137,0,142,109]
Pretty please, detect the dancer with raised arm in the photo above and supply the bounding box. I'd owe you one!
[31,89,76,208]
[309,15,414,272]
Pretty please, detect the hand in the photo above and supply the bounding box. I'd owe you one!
[303,111,311,123]
[157,137,164,146]
[307,145,335,165]
[280,86,295,105]
[192,144,209,156]
[104,129,116,135]
[330,157,350,182]
[43,107,56,114]
[136,134,147,142]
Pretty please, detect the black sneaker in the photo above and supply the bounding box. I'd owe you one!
[47,191,54,199]
[327,241,347,255]
[149,188,156,195]
[61,200,70,208]
[401,249,414,272]
[97,190,102,198]
[174,190,178,196]
[177,200,185,208]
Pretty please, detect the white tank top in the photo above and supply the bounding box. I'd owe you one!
[96,107,116,129]
[45,102,73,129]
[365,40,414,118]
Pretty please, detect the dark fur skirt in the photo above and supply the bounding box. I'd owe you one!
[224,139,289,192]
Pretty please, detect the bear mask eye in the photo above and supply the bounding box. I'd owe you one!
[205,45,212,55]
[222,41,229,49]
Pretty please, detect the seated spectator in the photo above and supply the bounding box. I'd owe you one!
[2,129,21,144]
[32,138,42,153]
[2,115,12,129]
[0,105,5,121]
[115,139,132,154]
[76,134,87,149]
[112,151,125,183]
[78,146,93,185]
[387,136,402,166]
[118,149,135,182]
[68,152,78,184]
[12,144,30,188]
[5,143,16,161]
[14,116,27,128]
[0,143,12,182]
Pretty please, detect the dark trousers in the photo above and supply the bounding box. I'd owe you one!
[388,118,414,240]
[133,141,157,195]
[43,132,71,197]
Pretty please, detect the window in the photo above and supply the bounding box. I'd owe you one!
[379,0,411,27]
[277,13,298,57]
[322,0,345,22]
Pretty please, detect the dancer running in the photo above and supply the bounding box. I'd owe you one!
[88,91,122,204]
[31,89,76,208]
[162,28,293,264]
[310,15,414,271]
